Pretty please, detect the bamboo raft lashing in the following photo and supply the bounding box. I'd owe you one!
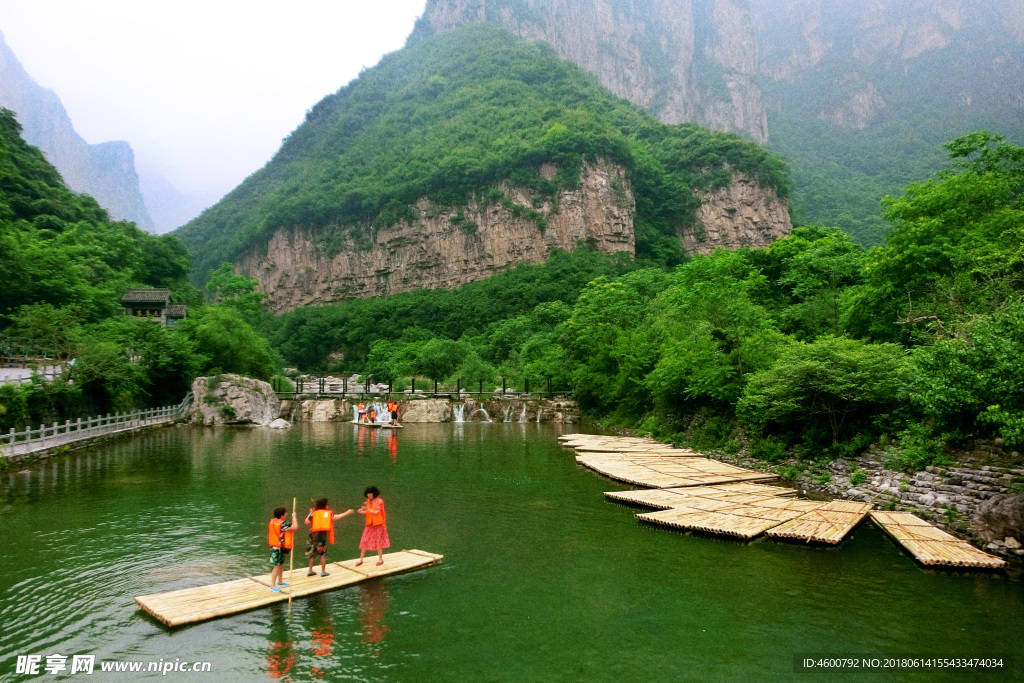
[869,511,1007,569]
[575,453,778,488]
[135,550,443,627]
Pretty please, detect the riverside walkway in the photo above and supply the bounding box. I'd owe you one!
[1,395,191,460]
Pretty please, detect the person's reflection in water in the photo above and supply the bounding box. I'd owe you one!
[357,427,366,455]
[369,428,377,448]
[359,580,391,651]
[265,609,296,680]
[387,430,398,463]
[309,615,335,679]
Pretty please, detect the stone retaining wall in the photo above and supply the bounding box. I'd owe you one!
[278,397,580,424]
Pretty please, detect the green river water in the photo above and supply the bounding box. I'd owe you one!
[1,423,1022,682]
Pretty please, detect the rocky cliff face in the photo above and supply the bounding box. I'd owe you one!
[414,0,769,142]
[241,161,636,313]
[681,172,791,255]
[241,160,791,313]
[0,32,153,230]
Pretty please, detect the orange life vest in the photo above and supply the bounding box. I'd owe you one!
[268,518,294,549]
[365,498,386,526]
[369,410,377,421]
[310,508,335,544]
[358,403,365,412]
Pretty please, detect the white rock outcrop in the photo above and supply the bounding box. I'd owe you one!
[190,375,280,426]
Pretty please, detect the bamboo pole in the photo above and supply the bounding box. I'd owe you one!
[288,497,295,609]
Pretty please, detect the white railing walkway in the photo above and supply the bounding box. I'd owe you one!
[1,393,192,459]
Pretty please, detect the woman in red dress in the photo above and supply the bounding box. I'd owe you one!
[356,486,390,566]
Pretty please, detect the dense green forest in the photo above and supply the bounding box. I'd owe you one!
[0,109,276,432]
[178,24,789,277]
[268,132,1024,470]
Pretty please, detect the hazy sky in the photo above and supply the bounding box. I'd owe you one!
[0,0,428,196]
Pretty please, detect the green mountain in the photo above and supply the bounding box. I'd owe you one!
[177,24,789,305]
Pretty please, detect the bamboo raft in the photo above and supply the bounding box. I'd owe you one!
[135,550,443,627]
[763,500,873,544]
[575,452,777,488]
[605,482,795,509]
[869,511,1007,569]
[636,495,826,539]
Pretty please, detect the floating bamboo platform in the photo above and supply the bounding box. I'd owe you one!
[135,549,442,627]
[869,511,1007,569]
[575,452,777,488]
[636,495,824,539]
[763,500,873,544]
[605,482,794,509]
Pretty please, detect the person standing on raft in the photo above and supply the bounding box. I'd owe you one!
[357,402,368,423]
[356,486,390,566]
[387,399,399,425]
[268,506,298,592]
[304,499,354,577]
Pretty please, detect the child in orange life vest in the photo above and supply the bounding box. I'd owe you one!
[357,402,368,423]
[269,506,298,593]
[304,498,354,577]
[369,408,377,424]
[356,486,390,567]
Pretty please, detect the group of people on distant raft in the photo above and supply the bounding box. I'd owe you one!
[356,400,401,425]
[266,486,390,592]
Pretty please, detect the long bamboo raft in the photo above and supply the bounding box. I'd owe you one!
[763,500,873,544]
[636,495,828,539]
[605,482,795,509]
[135,549,443,627]
[869,511,1007,569]
[575,452,777,488]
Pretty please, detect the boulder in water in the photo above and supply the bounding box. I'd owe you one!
[191,375,280,426]
[268,418,291,429]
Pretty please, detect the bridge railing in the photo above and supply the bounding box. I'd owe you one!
[280,377,569,399]
[1,393,192,457]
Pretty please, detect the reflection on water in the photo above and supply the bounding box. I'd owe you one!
[266,611,296,680]
[359,581,391,649]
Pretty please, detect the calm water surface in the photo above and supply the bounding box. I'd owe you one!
[1,423,1022,682]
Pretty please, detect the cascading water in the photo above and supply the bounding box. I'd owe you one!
[474,408,492,423]
[453,404,466,423]
[518,405,527,423]
[373,402,388,423]
[536,408,542,423]
[502,406,512,422]
[352,405,360,422]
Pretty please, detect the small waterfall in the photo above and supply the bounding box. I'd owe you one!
[518,405,527,423]
[352,405,360,422]
[501,406,512,422]
[453,404,466,423]
[474,408,492,423]
[536,407,542,423]
[373,402,388,423]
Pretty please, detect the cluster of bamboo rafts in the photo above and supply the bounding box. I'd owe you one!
[561,434,1007,569]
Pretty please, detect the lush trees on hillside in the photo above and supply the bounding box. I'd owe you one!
[0,111,278,430]
[178,24,789,278]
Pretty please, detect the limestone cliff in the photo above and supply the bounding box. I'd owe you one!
[0,32,153,230]
[413,0,769,143]
[241,161,636,313]
[680,172,791,255]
